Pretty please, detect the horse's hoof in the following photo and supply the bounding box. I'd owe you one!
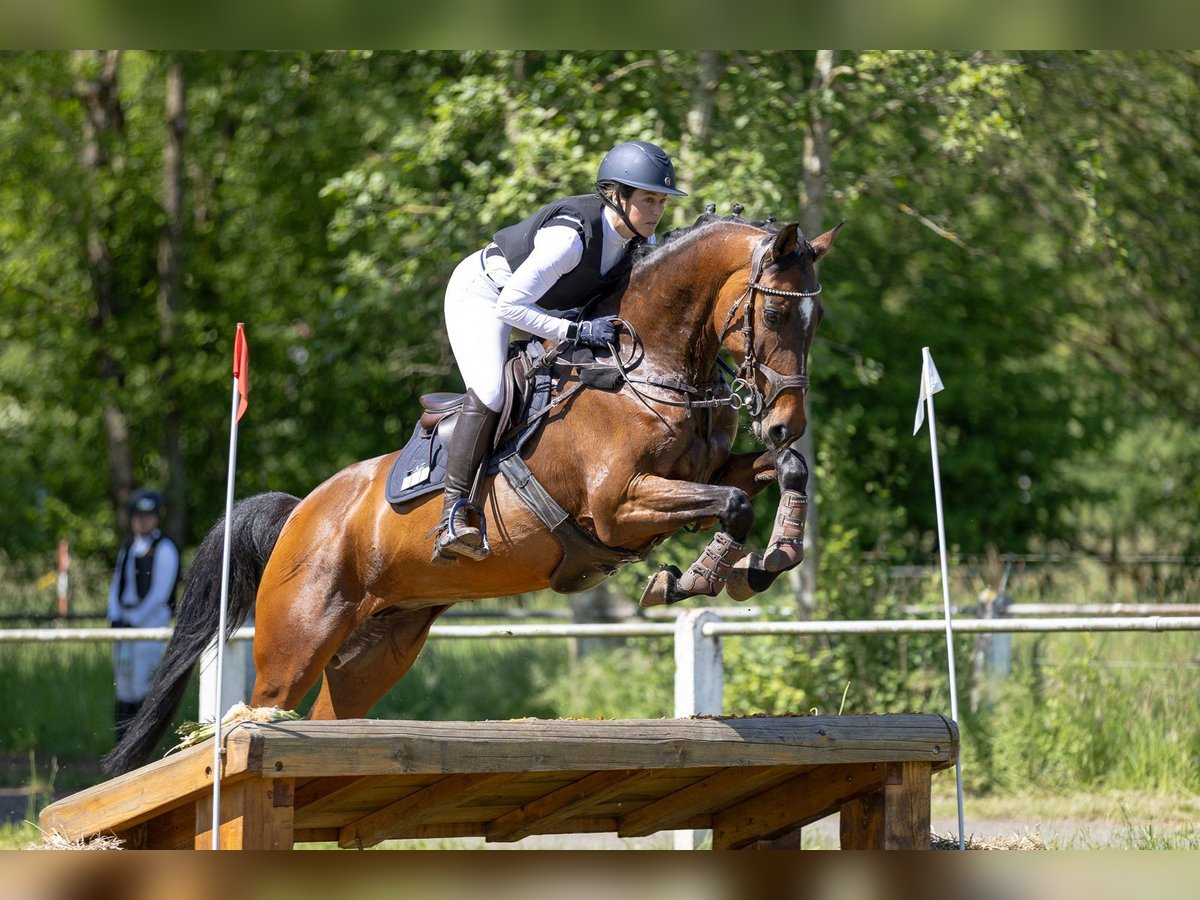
[725,553,764,602]
[763,540,804,573]
[725,553,781,601]
[639,565,682,608]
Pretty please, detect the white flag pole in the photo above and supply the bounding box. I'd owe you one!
[211,340,245,849]
[916,346,966,850]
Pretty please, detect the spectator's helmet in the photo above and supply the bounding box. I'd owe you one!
[596,141,687,196]
[128,488,162,515]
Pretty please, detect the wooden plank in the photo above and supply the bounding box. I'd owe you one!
[711,762,885,849]
[221,715,957,778]
[292,775,376,822]
[617,765,804,837]
[883,761,931,850]
[194,777,295,850]
[37,741,249,841]
[339,772,515,849]
[840,789,885,849]
[486,769,659,842]
[136,802,200,850]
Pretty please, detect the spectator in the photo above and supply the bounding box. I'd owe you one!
[107,488,179,741]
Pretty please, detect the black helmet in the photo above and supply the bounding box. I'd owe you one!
[596,141,687,196]
[128,488,162,515]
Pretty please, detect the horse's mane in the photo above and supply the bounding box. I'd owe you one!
[632,204,784,271]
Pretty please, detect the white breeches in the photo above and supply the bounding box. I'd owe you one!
[444,252,513,412]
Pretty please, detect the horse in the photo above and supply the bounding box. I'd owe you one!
[102,213,842,775]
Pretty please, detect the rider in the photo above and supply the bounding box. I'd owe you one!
[434,140,687,562]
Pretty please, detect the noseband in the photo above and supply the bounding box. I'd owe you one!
[720,239,822,418]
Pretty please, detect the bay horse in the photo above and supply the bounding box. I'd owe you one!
[102,214,842,775]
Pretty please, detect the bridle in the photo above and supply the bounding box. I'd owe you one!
[717,237,822,418]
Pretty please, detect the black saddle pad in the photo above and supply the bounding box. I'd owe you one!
[385,341,553,507]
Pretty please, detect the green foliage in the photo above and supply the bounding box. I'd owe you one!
[533,640,674,719]
[367,637,566,722]
[1,50,1198,565]
[975,633,1200,796]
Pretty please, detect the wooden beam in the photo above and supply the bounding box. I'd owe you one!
[487,769,658,842]
[883,761,931,850]
[840,789,884,849]
[711,762,884,849]
[193,777,295,850]
[213,716,958,778]
[292,775,376,823]
[37,742,235,840]
[617,765,803,838]
[339,772,513,849]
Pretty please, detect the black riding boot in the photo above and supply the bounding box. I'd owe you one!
[433,389,501,561]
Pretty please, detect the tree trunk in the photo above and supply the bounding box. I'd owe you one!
[75,50,134,534]
[795,50,837,618]
[158,61,187,544]
[677,51,721,200]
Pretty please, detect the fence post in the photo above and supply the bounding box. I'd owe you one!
[199,627,255,722]
[56,540,70,619]
[674,608,724,717]
[673,608,723,850]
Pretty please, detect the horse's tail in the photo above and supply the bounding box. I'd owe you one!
[100,491,300,776]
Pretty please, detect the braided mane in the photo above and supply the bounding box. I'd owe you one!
[633,204,807,274]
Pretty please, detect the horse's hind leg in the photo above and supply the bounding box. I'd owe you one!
[307,604,451,720]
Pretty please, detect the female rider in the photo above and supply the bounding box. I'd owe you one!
[434,140,687,561]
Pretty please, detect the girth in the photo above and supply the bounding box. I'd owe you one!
[498,455,645,593]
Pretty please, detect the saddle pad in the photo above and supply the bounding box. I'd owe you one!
[384,341,553,507]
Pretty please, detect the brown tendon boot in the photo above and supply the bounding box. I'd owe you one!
[433,389,501,561]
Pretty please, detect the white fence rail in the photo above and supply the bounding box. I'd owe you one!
[4,613,1200,720]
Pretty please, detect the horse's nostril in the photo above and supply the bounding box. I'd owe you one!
[768,424,790,447]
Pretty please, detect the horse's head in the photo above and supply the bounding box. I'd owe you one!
[721,220,843,449]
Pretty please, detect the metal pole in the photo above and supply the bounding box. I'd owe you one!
[210,375,241,849]
[921,346,965,850]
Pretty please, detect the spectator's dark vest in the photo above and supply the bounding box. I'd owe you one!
[117,530,179,612]
[491,194,637,311]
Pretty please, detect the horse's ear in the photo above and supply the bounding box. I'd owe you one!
[770,222,802,263]
[810,220,845,261]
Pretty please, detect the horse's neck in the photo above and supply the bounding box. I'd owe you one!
[621,236,748,382]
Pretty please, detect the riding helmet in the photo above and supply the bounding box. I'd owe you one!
[128,488,162,515]
[596,141,687,196]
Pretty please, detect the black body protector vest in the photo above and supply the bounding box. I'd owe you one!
[491,194,637,311]
[117,530,179,612]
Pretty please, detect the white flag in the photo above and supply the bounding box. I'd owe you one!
[913,347,945,435]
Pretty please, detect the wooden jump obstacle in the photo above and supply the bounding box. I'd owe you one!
[40,715,957,850]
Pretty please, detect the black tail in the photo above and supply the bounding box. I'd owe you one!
[100,491,300,776]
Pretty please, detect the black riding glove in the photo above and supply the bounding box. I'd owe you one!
[567,316,619,350]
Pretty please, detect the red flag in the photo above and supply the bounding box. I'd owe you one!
[233,322,249,422]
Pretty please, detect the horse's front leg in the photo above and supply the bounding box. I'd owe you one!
[601,475,753,608]
[715,446,810,602]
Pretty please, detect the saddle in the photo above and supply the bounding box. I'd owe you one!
[385,340,643,593]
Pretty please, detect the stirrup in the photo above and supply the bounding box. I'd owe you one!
[433,498,490,561]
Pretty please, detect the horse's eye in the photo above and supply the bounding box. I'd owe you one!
[763,307,782,327]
